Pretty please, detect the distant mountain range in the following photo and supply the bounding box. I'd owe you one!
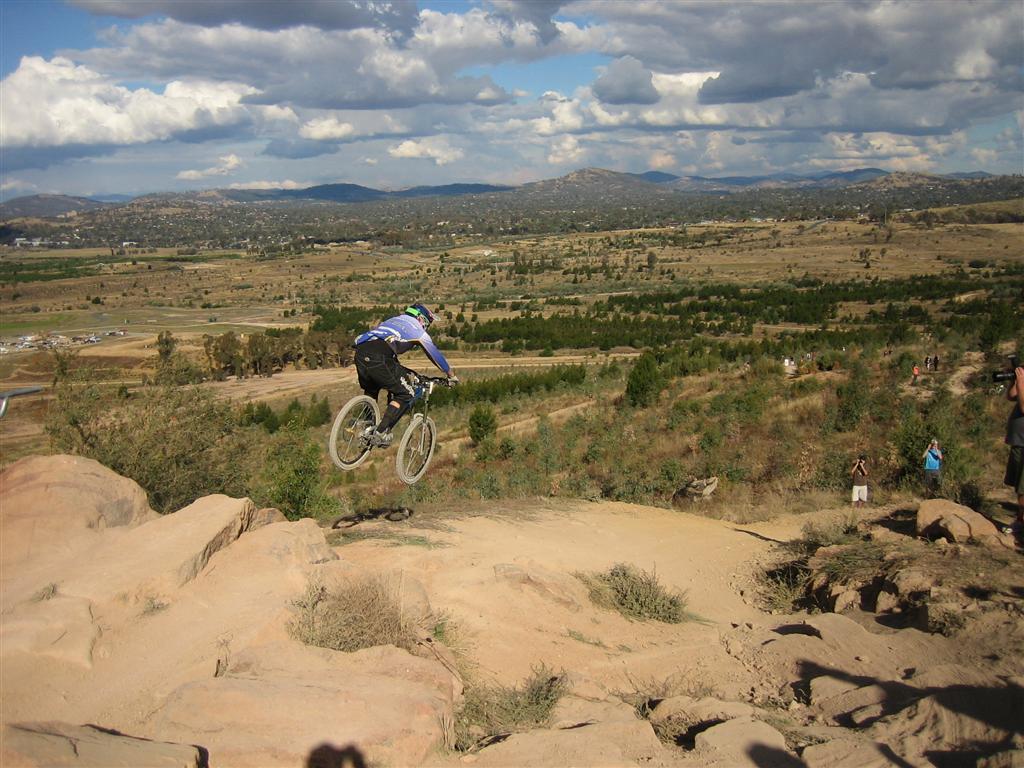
[0,167,1003,219]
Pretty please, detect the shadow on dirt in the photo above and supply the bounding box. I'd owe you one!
[330,507,413,529]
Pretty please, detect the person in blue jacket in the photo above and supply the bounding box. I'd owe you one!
[352,304,457,447]
[922,439,943,497]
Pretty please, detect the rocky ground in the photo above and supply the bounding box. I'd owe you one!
[1,455,1021,767]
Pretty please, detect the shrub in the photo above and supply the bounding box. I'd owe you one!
[576,563,691,623]
[468,404,498,445]
[288,574,420,653]
[832,361,870,431]
[255,423,342,521]
[625,352,662,407]
[454,665,566,751]
[46,381,250,513]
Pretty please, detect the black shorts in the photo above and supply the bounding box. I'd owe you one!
[353,339,419,405]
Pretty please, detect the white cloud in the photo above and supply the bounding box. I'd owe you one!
[547,135,583,164]
[176,153,243,179]
[6,1,1023,186]
[255,104,299,123]
[648,150,676,170]
[1,178,36,193]
[0,56,255,148]
[227,179,305,189]
[970,147,998,165]
[75,18,512,111]
[299,117,356,141]
[388,137,464,165]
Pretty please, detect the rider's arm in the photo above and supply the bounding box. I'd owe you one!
[416,331,452,375]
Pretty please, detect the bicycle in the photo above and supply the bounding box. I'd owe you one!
[328,375,455,484]
[0,386,43,420]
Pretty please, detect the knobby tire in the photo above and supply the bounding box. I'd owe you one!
[396,414,436,484]
[328,395,379,470]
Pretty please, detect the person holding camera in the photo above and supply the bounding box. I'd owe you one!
[850,454,869,509]
[922,439,943,497]
[1003,364,1024,536]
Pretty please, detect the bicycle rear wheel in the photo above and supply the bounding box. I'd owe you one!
[328,395,379,470]
[396,415,436,484]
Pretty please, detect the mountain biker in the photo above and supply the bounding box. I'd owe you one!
[352,303,457,447]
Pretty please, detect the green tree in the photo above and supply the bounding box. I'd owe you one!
[469,404,498,445]
[625,352,662,407]
[255,423,341,520]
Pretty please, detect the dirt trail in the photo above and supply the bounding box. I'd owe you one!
[200,353,635,402]
[946,350,984,396]
[337,499,774,694]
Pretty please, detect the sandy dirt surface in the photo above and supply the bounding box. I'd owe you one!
[335,501,850,691]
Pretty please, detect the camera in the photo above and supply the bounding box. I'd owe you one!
[992,354,1020,383]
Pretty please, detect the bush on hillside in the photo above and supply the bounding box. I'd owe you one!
[468,405,498,445]
[288,574,419,653]
[454,665,566,751]
[46,379,250,513]
[625,352,662,407]
[254,423,342,520]
[576,563,691,623]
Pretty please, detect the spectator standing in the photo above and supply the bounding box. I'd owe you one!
[851,454,869,509]
[933,354,940,372]
[912,364,920,385]
[922,439,943,497]
[1002,366,1024,536]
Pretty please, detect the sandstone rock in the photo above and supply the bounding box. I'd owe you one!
[59,494,264,606]
[0,455,155,571]
[469,720,664,767]
[1,514,340,726]
[813,680,914,725]
[873,589,900,613]
[150,644,457,768]
[831,587,861,613]
[889,568,936,597]
[916,499,1004,547]
[0,596,98,667]
[493,561,589,609]
[754,613,952,695]
[865,685,1024,760]
[1,721,202,767]
[977,750,1024,768]
[808,675,861,706]
[550,695,639,729]
[253,507,287,526]
[649,695,756,727]
[802,737,912,768]
[693,717,793,765]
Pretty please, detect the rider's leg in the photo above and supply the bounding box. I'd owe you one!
[375,368,419,433]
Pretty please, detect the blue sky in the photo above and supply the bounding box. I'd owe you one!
[1,0,1021,199]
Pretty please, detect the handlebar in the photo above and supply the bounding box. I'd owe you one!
[418,375,457,386]
[412,375,456,401]
[0,386,44,420]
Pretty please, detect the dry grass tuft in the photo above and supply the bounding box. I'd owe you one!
[576,563,694,623]
[288,573,420,653]
[454,664,566,751]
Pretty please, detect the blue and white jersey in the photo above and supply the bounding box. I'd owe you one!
[355,314,451,374]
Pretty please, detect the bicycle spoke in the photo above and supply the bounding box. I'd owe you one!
[329,396,378,470]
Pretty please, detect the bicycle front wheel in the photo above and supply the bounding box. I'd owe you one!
[329,395,380,470]
[396,415,436,484]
